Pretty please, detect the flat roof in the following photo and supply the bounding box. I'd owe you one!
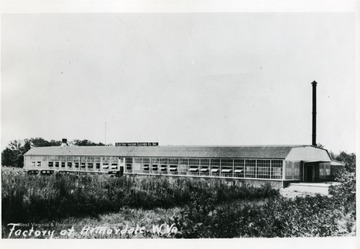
[24,145,312,159]
[330,160,345,166]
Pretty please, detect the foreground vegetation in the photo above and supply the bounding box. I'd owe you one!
[1,168,276,228]
[173,193,354,238]
[1,153,356,238]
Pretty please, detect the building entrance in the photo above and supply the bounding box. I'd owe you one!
[304,164,315,182]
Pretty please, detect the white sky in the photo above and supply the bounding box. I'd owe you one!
[1,13,356,154]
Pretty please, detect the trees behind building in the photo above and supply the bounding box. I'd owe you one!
[1,138,106,168]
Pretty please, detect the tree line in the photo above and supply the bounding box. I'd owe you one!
[1,138,106,168]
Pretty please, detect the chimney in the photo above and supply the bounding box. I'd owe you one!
[61,138,68,147]
[311,81,317,146]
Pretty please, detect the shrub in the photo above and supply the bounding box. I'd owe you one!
[328,155,356,234]
[173,195,344,238]
[329,159,356,218]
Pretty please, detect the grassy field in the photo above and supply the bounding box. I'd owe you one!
[1,166,356,238]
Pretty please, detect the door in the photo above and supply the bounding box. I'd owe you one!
[304,164,314,182]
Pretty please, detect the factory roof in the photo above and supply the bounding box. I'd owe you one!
[24,145,322,159]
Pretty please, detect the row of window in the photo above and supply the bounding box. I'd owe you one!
[126,158,283,179]
[31,156,124,162]
[30,157,283,179]
[30,157,122,165]
[32,161,119,170]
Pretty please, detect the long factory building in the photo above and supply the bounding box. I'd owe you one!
[24,144,334,188]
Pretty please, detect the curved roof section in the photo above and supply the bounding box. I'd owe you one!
[24,145,311,159]
[285,146,331,162]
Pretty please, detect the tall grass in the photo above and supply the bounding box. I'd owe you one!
[1,167,278,225]
[172,195,347,238]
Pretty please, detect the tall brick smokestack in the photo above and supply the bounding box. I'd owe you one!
[311,81,317,146]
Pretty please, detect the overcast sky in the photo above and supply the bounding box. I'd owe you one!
[1,13,356,153]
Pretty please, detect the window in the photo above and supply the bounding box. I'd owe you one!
[55,162,59,167]
[200,159,210,174]
[211,159,220,175]
[48,162,54,167]
[325,164,330,176]
[189,159,199,174]
[88,163,93,168]
[96,163,100,169]
[319,163,330,179]
[143,158,150,171]
[234,159,244,177]
[179,158,188,173]
[61,162,65,168]
[271,160,283,179]
[134,158,142,164]
[245,160,256,178]
[169,165,178,172]
[102,158,110,165]
[161,161,171,173]
[160,158,168,165]
[111,163,118,169]
[67,162,72,168]
[179,159,188,165]
[169,158,178,165]
[81,162,86,168]
[160,165,167,172]
[75,162,79,168]
[257,160,270,179]
[151,158,160,172]
[189,159,199,166]
[125,158,132,171]
[221,159,233,176]
[37,161,41,167]
[319,164,325,177]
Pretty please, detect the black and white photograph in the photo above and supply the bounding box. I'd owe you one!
[0,0,358,248]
